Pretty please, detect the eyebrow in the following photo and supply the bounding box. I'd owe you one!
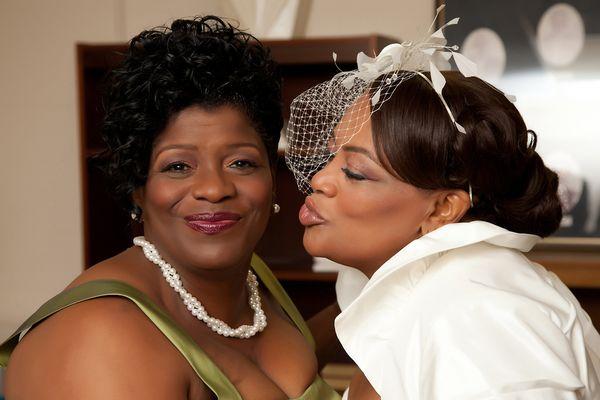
[342,145,379,163]
[154,142,262,158]
[154,143,198,158]
[224,142,262,151]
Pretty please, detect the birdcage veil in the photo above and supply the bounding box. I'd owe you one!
[284,5,510,195]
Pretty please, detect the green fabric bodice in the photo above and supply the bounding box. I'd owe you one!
[0,254,341,400]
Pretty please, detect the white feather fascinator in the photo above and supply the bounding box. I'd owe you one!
[285,5,511,194]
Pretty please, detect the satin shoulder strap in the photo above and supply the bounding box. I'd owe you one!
[0,280,242,400]
[251,254,316,350]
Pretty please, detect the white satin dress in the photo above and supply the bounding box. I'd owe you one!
[336,221,600,399]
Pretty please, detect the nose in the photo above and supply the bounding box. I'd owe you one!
[310,158,337,197]
[190,168,236,203]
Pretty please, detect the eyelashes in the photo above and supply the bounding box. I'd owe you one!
[341,167,366,181]
[161,161,191,173]
[228,159,258,170]
[160,159,259,174]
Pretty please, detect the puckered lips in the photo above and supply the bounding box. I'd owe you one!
[299,196,326,227]
[184,212,242,235]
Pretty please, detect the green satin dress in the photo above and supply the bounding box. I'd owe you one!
[0,254,341,400]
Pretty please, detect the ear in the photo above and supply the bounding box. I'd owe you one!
[419,189,471,235]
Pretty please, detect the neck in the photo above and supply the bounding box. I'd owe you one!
[178,262,252,326]
[138,236,255,327]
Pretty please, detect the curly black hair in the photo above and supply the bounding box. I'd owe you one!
[99,16,283,212]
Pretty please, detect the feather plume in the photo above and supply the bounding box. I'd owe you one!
[452,52,477,77]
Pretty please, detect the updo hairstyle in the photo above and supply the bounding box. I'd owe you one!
[371,71,562,237]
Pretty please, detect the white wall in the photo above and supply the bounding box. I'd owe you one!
[0,0,433,339]
[0,0,224,340]
[0,0,120,340]
[302,0,434,42]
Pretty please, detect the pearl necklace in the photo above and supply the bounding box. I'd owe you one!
[133,236,267,339]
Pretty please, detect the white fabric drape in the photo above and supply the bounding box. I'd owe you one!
[335,221,600,399]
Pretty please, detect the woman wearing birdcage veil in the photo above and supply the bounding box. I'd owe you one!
[285,6,600,400]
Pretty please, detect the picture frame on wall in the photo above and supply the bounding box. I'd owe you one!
[437,0,600,249]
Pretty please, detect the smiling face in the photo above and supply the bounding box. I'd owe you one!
[136,105,273,272]
[299,101,439,276]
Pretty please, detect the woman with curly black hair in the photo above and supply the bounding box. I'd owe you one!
[1,16,341,400]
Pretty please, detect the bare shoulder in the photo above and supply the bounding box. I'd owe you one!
[66,247,157,293]
[5,295,194,400]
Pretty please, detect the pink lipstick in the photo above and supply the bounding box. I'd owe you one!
[299,197,326,227]
[184,212,241,235]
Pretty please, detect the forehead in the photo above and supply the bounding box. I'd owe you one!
[154,105,262,148]
[333,95,375,152]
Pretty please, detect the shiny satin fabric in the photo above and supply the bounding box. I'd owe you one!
[0,255,341,400]
[335,221,600,399]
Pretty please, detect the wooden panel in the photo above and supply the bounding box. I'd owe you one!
[267,36,395,64]
[528,251,600,288]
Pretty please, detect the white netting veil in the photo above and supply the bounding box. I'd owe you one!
[283,5,503,194]
[285,69,418,193]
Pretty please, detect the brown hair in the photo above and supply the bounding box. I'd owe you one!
[371,71,562,237]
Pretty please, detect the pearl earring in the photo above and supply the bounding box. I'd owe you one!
[131,207,143,222]
[273,203,281,214]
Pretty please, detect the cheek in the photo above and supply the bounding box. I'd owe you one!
[249,183,272,211]
[307,188,429,267]
[239,174,273,217]
[237,175,273,252]
[142,176,187,214]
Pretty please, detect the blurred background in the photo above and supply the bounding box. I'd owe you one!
[1,1,599,392]
[445,0,600,239]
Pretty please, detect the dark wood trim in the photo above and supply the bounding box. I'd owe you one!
[77,44,91,267]
[265,35,397,63]
[530,239,600,285]
[528,251,600,288]
[274,270,337,282]
[534,238,600,253]
[77,43,128,69]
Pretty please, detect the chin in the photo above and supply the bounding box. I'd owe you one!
[192,246,253,271]
[302,229,342,264]
[303,229,376,272]
[179,233,253,270]
[302,227,325,257]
